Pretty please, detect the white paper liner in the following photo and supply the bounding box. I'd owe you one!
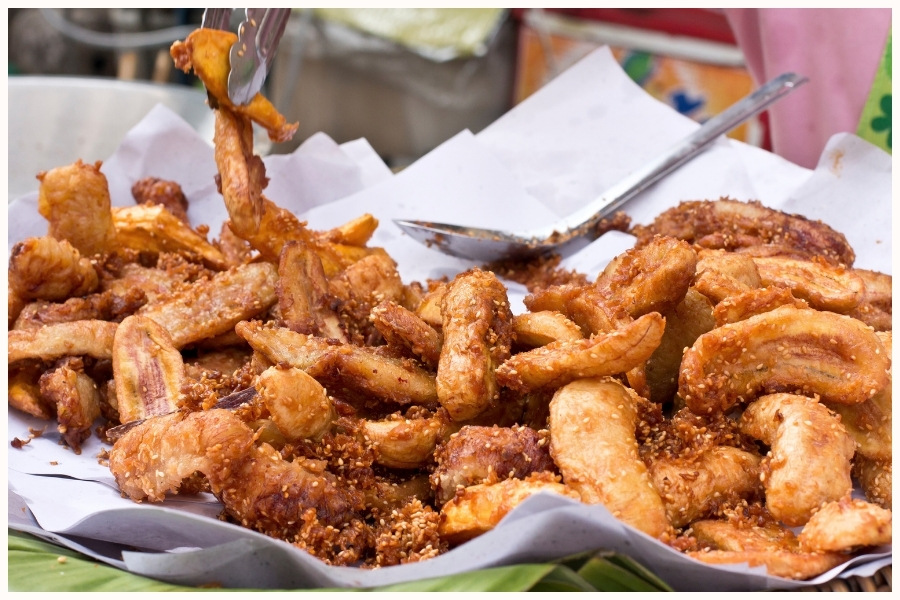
[7,46,891,591]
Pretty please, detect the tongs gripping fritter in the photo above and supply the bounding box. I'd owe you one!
[201,8,291,105]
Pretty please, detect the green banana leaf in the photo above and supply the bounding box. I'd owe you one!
[9,530,672,592]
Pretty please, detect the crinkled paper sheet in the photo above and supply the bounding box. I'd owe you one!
[6,46,892,591]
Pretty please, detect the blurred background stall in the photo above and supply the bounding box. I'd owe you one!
[10,8,888,187]
[8,8,759,170]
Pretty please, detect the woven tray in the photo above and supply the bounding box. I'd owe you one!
[787,565,891,592]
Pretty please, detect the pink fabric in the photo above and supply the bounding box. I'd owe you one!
[723,8,891,168]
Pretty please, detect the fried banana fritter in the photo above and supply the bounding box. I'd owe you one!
[548,377,670,538]
[679,305,890,415]
[739,393,856,527]
[436,269,513,422]
[431,424,556,506]
[9,236,99,302]
[37,159,116,256]
[631,198,856,267]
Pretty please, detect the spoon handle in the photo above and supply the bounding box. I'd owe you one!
[561,72,808,232]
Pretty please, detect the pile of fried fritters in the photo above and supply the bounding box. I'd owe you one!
[7,27,891,580]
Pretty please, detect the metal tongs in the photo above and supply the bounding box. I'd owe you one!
[201,8,291,105]
[395,72,809,262]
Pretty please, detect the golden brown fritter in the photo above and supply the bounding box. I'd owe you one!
[37,159,116,256]
[370,300,443,369]
[678,305,890,415]
[9,236,99,302]
[131,176,190,223]
[111,204,228,270]
[112,314,184,425]
[798,496,892,552]
[854,456,892,510]
[739,393,856,527]
[496,312,665,393]
[438,472,579,545]
[38,357,101,453]
[431,424,555,506]
[685,513,851,580]
[275,240,347,342]
[137,262,278,348]
[548,377,670,539]
[9,320,118,364]
[596,235,698,319]
[12,287,147,331]
[436,269,513,422]
[170,29,299,143]
[750,255,864,313]
[361,409,453,470]
[648,446,762,528]
[631,198,855,267]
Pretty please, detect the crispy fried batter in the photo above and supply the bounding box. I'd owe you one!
[370,300,443,369]
[687,516,850,580]
[854,456,892,510]
[327,252,406,344]
[256,365,334,441]
[436,269,513,422]
[9,236,99,301]
[751,255,864,313]
[9,364,53,420]
[823,331,891,462]
[39,357,101,453]
[438,472,579,545]
[496,312,665,393]
[305,345,439,410]
[431,424,556,506]
[362,409,452,469]
[170,29,298,143]
[13,287,147,331]
[739,393,856,527]
[511,310,584,349]
[112,204,228,270]
[108,409,368,564]
[138,262,278,348]
[711,286,808,326]
[37,159,116,256]
[211,110,381,274]
[798,496,891,552]
[649,446,762,528]
[131,176,190,223]
[213,107,268,240]
[9,320,118,364]
[631,198,855,267]
[318,213,379,247]
[691,248,761,304]
[644,288,715,404]
[276,240,347,342]
[596,235,697,318]
[525,283,627,336]
[215,221,255,268]
[679,305,890,415]
[548,377,670,538]
[99,255,213,304]
[846,268,892,331]
[235,320,334,368]
[825,386,891,460]
[373,497,446,566]
[414,283,446,329]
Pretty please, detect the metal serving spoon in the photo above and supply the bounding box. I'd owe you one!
[394,72,808,262]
